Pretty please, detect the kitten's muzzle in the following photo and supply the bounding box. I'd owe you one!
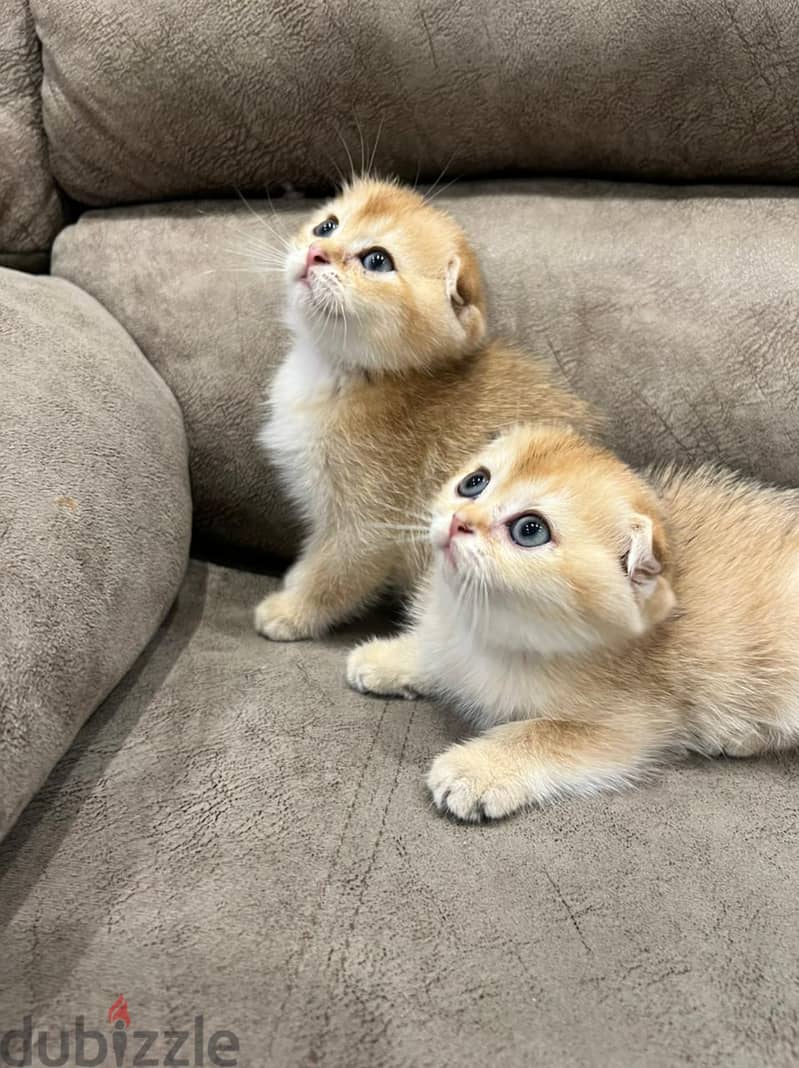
[449,513,474,541]
[300,243,331,282]
[437,513,475,568]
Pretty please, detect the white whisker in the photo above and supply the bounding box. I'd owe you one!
[382,501,433,523]
[225,235,287,263]
[234,187,292,252]
[361,519,431,531]
[355,115,366,177]
[367,116,384,176]
[425,174,459,204]
[335,126,357,183]
[424,151,456,201]
[201,267,285,275]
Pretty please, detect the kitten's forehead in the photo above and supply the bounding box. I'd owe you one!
[483,426,667,545]
[483,425,603,485]
[329,180,461,247]
[471,425,636,525]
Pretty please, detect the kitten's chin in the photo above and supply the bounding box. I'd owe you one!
[432,565,629,658]
[433,546,473,591]
[288,300,347,350]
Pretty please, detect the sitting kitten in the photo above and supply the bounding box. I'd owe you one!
[347,423,799,821]
[255,178,594,640]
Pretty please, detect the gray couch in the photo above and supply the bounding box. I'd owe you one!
[2,2,799,1065]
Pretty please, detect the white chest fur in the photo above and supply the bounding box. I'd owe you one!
[418,612,555,729]
[258,339,339,521]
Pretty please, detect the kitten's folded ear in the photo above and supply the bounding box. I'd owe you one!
[626,513,675,626]
[446,252,486,348]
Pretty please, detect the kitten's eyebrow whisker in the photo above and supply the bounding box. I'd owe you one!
[412,156,422,192]
[320,145,347,188]
[424,150,457,201]
[367,116,384,178]
[355,114,366,178]
[334,125,357,184]
[424,174,459,204]
[264,185,296,241]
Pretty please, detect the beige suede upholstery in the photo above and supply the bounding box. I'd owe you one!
[0,0,63,264]
[51,183,799,555]
[1,2,798,1064]
[0,269,191,840]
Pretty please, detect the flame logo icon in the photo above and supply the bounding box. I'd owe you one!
[107,995,130,1028]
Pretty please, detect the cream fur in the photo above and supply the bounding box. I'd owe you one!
[255,179,595,640]
[347,424,799,820]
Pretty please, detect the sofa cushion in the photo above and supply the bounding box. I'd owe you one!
[0,558,796,1065]
[0,268,191,841]
[51,180,799,557]
[30,0,799,205]
[0,0,63,264]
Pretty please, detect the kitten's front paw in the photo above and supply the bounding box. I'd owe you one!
[254,591,319,642]
[427,740,530,822]
[346,639,420,700]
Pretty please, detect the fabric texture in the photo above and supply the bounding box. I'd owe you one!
[30,0,799,206]
[1,559,797,1066]
[0,268,192,841]
[6,4,799,1063]
[0,0,63,258]
[51,180,799,557]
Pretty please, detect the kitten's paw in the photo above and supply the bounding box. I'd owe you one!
[427,740,529,822]
[254,592,320,642]
[346,639,420,700]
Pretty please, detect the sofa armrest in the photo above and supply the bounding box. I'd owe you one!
[0,268,191,841]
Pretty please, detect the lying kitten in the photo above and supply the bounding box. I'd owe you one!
[255,178,594,640]
[347,423,799,820]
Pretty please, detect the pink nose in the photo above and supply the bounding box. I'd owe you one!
[305,244,330,272]
[449,513,474,541]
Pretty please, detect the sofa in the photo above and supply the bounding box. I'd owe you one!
[2,2,799,1065]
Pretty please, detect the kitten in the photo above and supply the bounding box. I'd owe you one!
[255,179,595,640]
[347,423,799,820]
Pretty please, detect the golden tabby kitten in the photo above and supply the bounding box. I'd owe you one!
[348,423,799,820]
[255,179,595,640]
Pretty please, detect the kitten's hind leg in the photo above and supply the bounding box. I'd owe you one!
[346,634,425,700]
[428,718,659,822]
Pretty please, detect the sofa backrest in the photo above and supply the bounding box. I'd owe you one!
[5,0,799,253]
[50,181,799,558]
[0,0,63,268]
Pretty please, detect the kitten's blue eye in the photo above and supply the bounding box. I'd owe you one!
[509,514,551,548]
[313,216,338,237]
[361,248,394,273]
[457,468,490,498]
